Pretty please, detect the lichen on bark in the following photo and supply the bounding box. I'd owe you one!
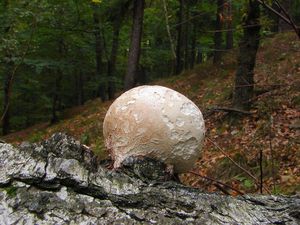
[0,133,299,224]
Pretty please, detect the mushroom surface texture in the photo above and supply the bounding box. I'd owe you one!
[103,85,205,173]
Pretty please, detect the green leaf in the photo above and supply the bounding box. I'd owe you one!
[243,179,254,189]
[91,0,102,4]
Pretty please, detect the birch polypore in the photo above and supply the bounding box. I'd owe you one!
[103,85,205,173]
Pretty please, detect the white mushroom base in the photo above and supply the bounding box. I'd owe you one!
[103,85,205,173]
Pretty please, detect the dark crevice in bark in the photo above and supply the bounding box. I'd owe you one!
[1,133,299,224]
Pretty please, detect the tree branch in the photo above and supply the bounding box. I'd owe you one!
[162,0,176,60]
[0,18,37,124]
[257,0,300,39]
[189,171,244,195]
[208,106,254,115]
[206,137,272,194]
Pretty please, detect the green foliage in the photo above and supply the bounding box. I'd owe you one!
[91,0,102,4]
[291,95,300,107]
[80,132,90,145]
[3,186,18,197]
[2,0,292,134]
[93,138,107,160]
[28,131,45,143]
[235,175,255,189]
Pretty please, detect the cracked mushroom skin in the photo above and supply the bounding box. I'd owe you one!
[103,85,205,173]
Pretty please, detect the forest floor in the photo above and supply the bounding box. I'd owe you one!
[3,32,300,195]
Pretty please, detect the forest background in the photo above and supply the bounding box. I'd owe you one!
[0,0,299,195]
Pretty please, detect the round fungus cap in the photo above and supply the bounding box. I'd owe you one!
[103,85,205,173]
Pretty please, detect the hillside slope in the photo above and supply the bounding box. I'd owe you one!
[3,32,300,195]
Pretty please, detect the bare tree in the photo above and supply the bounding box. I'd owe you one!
[257,0,300,38]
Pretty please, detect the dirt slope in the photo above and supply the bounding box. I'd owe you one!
[3,32,300,195]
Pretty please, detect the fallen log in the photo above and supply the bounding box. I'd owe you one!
[0,133,299,224]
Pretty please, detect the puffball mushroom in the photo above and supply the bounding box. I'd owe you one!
[103,85,205,173]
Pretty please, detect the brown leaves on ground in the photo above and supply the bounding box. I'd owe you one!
[3,32,300,195]
[180,32,300,195]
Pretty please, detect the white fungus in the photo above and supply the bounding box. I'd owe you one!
[103,85,205,173]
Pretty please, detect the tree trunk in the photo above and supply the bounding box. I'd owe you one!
[162,0,176,75]
[226,0,234,49]
[184,1,189,70]
[107,16,122,100]
[75,71,84,106]
[2,71,11,135]
[1,0,11,135]
[0,134,299,224]
[213,0,224,64]
[190,24,197,69]
[51,79,59,124]
[269,1,280,33]
[292,1,300,24]
[175,0,184,74]
[134,65,147,86]
[51,39,65,124]
[93,7,106,101]
[233,0,261,110]
[278,0,292,32]
[51,72,62,124]
[124,0,145,91]
[196,47,203,64]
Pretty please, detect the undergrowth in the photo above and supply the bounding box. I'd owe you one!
[2,32,300,195]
